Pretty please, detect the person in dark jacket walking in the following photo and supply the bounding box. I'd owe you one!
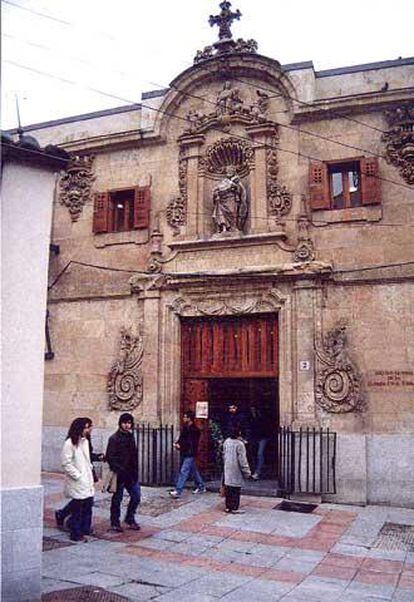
[169,410,205,498]
[105,413,141,532]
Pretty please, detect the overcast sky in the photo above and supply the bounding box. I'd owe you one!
[2,0,413,130]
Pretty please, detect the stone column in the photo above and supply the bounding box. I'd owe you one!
[133,277,164,424]
[246,124,278,234]
[292,278,319,426]
[178,134,205,238]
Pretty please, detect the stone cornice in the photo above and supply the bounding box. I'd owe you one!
[59,129,164,154]
[291,87,414,123]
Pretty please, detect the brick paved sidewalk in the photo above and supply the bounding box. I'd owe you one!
[42,472,414,601]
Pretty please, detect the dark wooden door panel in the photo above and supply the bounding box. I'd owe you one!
[182,314,278,378]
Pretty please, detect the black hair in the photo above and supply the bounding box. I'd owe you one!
[184,410,195,422]
[66,417,91,446]
[118,413,134,427]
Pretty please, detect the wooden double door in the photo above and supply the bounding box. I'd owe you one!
[181,313,279,475]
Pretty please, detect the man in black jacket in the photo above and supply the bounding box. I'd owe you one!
[106,413,140,531]
[169,410,206,498]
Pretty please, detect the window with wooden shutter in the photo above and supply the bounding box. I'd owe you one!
[360,157,380,205]
[92,192,110,233]
[309,162,330,209]
[133,186,150,229]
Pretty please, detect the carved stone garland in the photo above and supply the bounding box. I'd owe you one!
[315,325,364,414]
[108,327,144,411]
[166,149,188,235]
[382,104,414,185]
[59,155,95,221]
[266,136,292,220]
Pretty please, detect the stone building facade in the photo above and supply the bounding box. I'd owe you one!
[13,4,413,506]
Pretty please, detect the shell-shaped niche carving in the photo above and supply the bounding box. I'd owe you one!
[204,137,253,179]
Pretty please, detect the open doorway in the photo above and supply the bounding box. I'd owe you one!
[208,377,279,480]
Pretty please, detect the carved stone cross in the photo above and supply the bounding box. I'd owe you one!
[209,1,241,41]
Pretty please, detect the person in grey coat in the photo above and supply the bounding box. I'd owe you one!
[223,426,251,513]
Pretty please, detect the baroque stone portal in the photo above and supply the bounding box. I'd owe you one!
[212,166,248,232]
[107,327,143,411]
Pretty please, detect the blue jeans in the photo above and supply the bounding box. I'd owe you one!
[175,456,204,494]
[255,438,269,477]
[110,481,141,525]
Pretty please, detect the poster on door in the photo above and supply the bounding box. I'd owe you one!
[195,401,209,419]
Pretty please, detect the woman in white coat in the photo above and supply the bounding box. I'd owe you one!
[61,417,95,541]
[223,425,251,513]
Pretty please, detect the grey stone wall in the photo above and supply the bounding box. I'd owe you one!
[1,486,43,601]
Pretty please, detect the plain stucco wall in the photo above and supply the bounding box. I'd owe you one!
[1,163,57,488]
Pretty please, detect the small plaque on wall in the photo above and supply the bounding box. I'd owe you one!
[196,401,209,419]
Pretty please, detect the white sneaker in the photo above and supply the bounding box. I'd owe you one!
[169,490,180,498]
[251,473,259,480]
[192,487,207,494]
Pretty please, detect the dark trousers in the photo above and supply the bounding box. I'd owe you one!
[225,485,241,511]
[69,497,93,539]
[110,481,141,525]
[59,499,74,520]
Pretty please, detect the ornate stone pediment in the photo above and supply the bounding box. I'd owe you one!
[107,326,144,411]
[183,81,271,136]
[59,154,95,221]
[382,104,414,185]
[315,324,364,414]
[169,289,287,317]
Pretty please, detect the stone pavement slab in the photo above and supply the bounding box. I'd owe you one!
[42,472,414,601]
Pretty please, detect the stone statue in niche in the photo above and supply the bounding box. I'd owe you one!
[212,166,248,233]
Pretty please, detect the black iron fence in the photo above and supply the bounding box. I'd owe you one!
[136,424,178,486]
[135,424,337,495]
[277,426,337,495]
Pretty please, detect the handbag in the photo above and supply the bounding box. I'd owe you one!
[102,469,117,494]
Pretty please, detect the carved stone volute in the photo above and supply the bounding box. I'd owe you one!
[315,324,364,414]
[107,326,144,411]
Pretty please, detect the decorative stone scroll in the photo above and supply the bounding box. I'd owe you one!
[107,327,144,411]
[382,104,414,185]
[166,149,188,235]
[59,155,95,221]
[294,200,315,263]
[266,137,292,220]
[315,324,364,414]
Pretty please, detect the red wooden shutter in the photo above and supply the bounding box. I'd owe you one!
[309,161,330,210]
[133,186,150,229]
[92,192,110,233]
[360,157,380,205]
